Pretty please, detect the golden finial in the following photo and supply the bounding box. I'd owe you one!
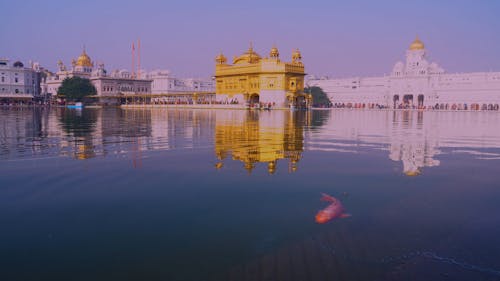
[409,35,425,50]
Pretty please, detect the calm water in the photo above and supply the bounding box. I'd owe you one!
[1,107,500,281]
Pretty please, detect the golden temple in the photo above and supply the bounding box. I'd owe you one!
[214,44,311,108]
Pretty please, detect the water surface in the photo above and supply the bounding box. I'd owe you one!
[1,107,500,280]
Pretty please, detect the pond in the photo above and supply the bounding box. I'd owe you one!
[1,107,500,281]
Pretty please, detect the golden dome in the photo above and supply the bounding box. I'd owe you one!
[215,52,227,64]
[233,44,261,64]
[76,48,93,67]
[409,36,425,50]
[270,45,279,58]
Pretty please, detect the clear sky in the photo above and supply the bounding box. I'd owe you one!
[1,0,499,78]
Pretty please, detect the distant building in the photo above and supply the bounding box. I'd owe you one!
[146,70,214,94]
[308,36,500,110]
[0,58,42,102]
[42,48,152,104]
[214,44,310,108]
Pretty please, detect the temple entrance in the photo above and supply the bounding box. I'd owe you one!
[249,94,259,107]
[295,96,306,108]
[403,94,413,107]
[417,94,424,107]
[393,95,399,109]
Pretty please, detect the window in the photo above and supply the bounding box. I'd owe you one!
[15,89,19,93]
[15,78,18,83]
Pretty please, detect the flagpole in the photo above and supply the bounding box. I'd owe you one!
[138,39,141,79]
[132,43,135,79]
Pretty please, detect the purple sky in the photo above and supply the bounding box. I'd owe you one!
[1,0,499,78]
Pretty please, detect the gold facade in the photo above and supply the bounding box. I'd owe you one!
[214,45,310,107]
[214,110,310,174]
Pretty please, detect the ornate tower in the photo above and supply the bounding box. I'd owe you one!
[405,36,428,75]
[269,45,280,60]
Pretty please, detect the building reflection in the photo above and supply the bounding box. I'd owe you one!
[2,108,500,174]
[306,109,500,176]
[0,107,51,159]
[388,110,440,176]
[214,110,309,174]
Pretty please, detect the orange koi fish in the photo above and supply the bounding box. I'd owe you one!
[315,193,351,224]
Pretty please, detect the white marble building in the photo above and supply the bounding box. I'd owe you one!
[146,70,214,94]
[42,48,213,105]
[0,58,42,101]
[308,37,500,110]
[42,48,152,104]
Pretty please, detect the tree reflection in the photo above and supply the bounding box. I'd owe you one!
[58,108,99,159]
[58,108,98,137]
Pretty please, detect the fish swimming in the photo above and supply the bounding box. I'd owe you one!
[315,193,351,224]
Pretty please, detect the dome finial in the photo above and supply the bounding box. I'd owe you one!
[409,35,425,50]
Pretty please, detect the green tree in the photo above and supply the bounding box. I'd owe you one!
[57,77,96,102]
[304,86,331,107]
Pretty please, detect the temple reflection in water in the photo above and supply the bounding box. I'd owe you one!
[214,110,309,174]
[1,108,500,175]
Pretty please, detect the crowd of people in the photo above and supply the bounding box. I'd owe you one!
[0,100,51,107]
[330,102,500,111]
